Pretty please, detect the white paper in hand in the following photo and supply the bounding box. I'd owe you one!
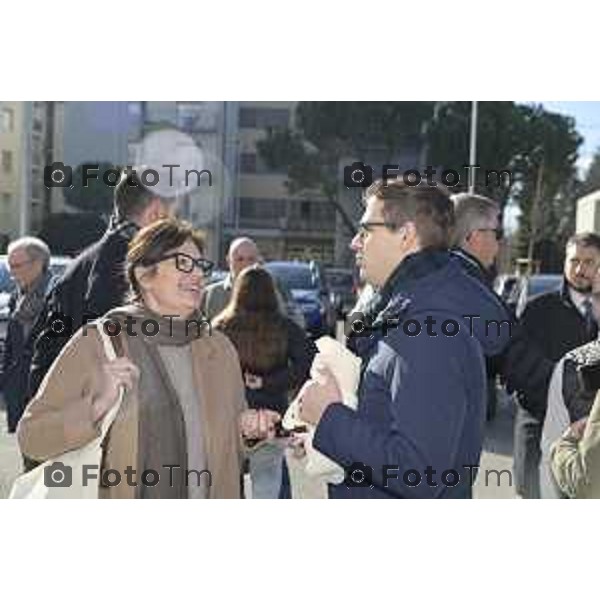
[284,335,361,484]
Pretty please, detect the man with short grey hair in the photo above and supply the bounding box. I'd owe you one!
[450,193,503,420]
[450,193,502,285]
[202,237,261,320]
[1,237,53,432]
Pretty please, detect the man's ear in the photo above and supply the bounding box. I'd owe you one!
[402,221,418,244]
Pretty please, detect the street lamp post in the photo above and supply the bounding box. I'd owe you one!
[19,101,33,236]
[468,101,478,194]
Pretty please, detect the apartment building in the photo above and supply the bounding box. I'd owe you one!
[224,101,337,265]
[0,101,56,247]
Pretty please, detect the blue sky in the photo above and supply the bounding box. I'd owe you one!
[534,101,600,174]
[503,101,600,231]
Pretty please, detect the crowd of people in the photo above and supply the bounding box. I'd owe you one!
[2,168,600,499]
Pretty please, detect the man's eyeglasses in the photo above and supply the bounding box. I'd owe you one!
[155,252,214,275]
[475,228,503,241]
[356,221,396,236]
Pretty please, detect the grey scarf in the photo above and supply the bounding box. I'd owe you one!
[104,303,209,499]
[13,271,52,338]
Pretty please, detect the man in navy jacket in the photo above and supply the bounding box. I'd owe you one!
[297,180,511,498]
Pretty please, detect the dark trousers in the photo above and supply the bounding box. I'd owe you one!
[513,405,543,498]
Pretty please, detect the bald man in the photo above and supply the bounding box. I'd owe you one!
[202,237,261,320]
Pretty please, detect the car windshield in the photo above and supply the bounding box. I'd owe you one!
[327,271,353,288]
[528,275,562,297]
[266,265,317,290]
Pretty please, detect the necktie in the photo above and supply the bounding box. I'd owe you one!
[582,298,598,339]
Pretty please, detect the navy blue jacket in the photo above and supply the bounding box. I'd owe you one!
[313,251,511,499]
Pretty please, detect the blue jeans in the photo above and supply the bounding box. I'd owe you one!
[513,406,543,499]
[248,441,290,499]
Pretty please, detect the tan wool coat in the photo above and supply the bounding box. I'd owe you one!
[17,324,248,499]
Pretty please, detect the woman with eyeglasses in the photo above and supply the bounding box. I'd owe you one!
[213,265,317,498]
[17,219,280,499]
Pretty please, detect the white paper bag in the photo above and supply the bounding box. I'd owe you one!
[9,321,124,499]
[283,336,361,484]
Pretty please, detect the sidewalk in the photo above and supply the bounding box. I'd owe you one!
[0,408,21,499]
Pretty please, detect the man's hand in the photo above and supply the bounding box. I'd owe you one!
[296,364,342,426]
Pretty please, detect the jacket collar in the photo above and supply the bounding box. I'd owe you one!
[348,249,450,355]
[450,247,488,276]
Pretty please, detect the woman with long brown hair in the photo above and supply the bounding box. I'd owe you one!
[213,265,316,498]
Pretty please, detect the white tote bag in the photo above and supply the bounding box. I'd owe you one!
[283,336,362,485]
[9,321,125,499]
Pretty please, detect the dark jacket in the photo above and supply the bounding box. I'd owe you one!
[313,250,511,499]
[449,248,494,288]
[0,274,55,432]
[28,220,139,398]
[449,249,556,402]
[511,281,597,421]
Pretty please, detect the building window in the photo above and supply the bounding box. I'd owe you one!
[1,150,13,172]
[0,108,14,133]
[239,107,290,129]
[240,153,257,173]
[177,102,219,132]
[2,193,11,206]
[1,108,13,132]
[258,108,290,128]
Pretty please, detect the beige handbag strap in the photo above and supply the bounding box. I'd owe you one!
[96,319,126,441]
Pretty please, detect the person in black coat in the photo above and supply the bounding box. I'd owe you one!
[0,238,53,433]
[448,193,560,427]
[449,193,505,420]
[512,232,600,498]
[213,265,317,498]
[28,170,175,401]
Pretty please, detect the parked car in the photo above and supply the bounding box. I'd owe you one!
[512,273,563,317]
[205,268,228,286]
[326,267,356,318]
[275,278,306,331]
[494,274,518,303]
[265,261,336,336]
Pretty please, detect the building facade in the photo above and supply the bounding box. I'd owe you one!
[225,101,337,265]
[0,101,57,247]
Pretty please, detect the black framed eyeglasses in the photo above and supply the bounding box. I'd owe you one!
[357,221,396,236]
[155,252,214,275]
[475,228,503,241]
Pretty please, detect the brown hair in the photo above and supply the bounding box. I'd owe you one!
[567,232,600,253]
[213,266,288,373]
[126,218,205,302]
[365,179,454,249]
[114,168,169,221]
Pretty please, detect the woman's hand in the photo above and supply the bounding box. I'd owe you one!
[240,409,280,442]
[92,358,140,423]
[244,373,264,390]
